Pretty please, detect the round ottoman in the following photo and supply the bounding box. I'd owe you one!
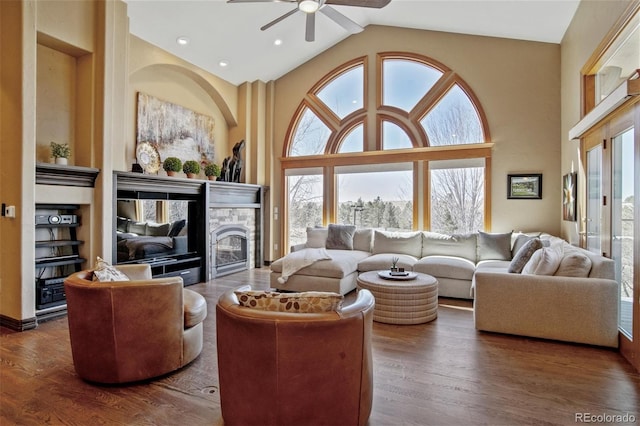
[356,271,438,325]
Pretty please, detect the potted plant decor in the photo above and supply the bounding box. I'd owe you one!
[163,157,182,177]
[182,160,200,179]
[50,141,71,165]
[204,163,221,181]
[390,256,400,272]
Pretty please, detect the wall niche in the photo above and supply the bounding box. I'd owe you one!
[36,33,93,167]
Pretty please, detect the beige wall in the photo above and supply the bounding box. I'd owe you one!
[270,25,561,258]
[36,44,77,163]
[126,36,239,175]
[560,0,635,245]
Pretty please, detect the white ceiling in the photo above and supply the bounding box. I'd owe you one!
[125,0,581,86]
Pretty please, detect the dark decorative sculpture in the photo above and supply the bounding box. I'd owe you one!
[220,157,230,182]
[219,140,245,183]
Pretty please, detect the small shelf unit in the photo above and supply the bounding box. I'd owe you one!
[34,204,86,311]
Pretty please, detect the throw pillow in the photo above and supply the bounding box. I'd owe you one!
[168,219,186,237]
[326,224,356,250]
[146,222,171,236]
[511,234,536,257]
[478,231,513,261]
[522,242,564,275]
[234,290,343,313]
[555,251,592,277]
[92,256,130,282]
[306,227,328,248]
[116,216,130,233]
[508,238,543,273]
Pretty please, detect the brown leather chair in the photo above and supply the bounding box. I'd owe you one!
[216,286,375,426]
[64,264,206,384]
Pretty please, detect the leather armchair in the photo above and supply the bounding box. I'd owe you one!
[216,286,375,426]
[64,264,206,384]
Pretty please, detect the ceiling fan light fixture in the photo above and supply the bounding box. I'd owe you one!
[299,0,320,14]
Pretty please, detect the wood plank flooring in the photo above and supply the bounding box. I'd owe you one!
[1,267,639,425]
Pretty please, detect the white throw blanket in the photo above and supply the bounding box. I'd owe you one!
[278,248,332,284]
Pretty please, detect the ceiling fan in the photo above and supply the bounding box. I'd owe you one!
[227,0,391,42]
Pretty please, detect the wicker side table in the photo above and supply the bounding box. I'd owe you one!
[356,271,438,325]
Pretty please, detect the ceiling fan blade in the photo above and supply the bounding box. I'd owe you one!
[228,0,295,3]
[305,12,316,42]
[261,7,299,31]
[325,0,390,8]
[319,5,364,34]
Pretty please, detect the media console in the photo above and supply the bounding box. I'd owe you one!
[113,172,208,286]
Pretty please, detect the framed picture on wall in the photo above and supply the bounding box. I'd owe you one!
[507,174,542,199]
[562,172,577,221]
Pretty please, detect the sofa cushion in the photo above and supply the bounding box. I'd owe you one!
[128,221,147,235]
[522,242,564,275]
[357,253,418,272]
[271,249,369,279]
[555,248,592,277]
[475,260,511,272]
[353,228,373,253]
[372,230,423,258]
[326,224,356,250]
[306,227,328,248]
[478,231,513,261]
[508,238,543,273]
[414,256,475,281]
[422,232,477,262]
[234,290,343,313]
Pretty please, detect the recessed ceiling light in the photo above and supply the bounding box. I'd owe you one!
[219,61,229,67]
[176,36,190,46]
[274,39,283,46]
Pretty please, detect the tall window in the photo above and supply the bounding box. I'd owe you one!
[337,164,413,230]
[286,170,323,246]
[282,53,491,248]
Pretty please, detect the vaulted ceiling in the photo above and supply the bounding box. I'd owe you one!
[125,0,581,86]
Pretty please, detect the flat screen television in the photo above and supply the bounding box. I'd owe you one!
[114,198,199,264]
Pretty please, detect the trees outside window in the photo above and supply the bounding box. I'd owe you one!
[283,53,490,250]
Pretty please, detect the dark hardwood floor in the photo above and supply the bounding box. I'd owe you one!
[1,267,639,425]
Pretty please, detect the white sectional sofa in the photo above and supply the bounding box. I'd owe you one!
[270,224,619,347]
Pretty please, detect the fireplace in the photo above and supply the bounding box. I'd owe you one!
[211,225,250,278]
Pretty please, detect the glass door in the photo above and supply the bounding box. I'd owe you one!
[612,128,635,338]
[586,146,603,254]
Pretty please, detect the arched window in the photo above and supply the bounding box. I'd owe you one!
[282,53,492,247]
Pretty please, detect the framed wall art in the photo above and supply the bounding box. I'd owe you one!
[562,172,577,221]
[136,92,216,170]
[507,174,542,199]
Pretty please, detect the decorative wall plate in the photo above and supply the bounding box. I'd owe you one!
[136,142,161,174]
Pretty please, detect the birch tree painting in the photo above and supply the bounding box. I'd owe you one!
[136,92,216,166]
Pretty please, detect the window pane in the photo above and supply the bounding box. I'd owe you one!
[382,121,412,150]
[595,13,639,103]
[317,65,364,119]
[383,59,442,112]
[420,84,484,146]
[337,165,413,230]
[289,108,331,156]
[338,124,363,153]
[430,163,484,234]
[287,174,323,246]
